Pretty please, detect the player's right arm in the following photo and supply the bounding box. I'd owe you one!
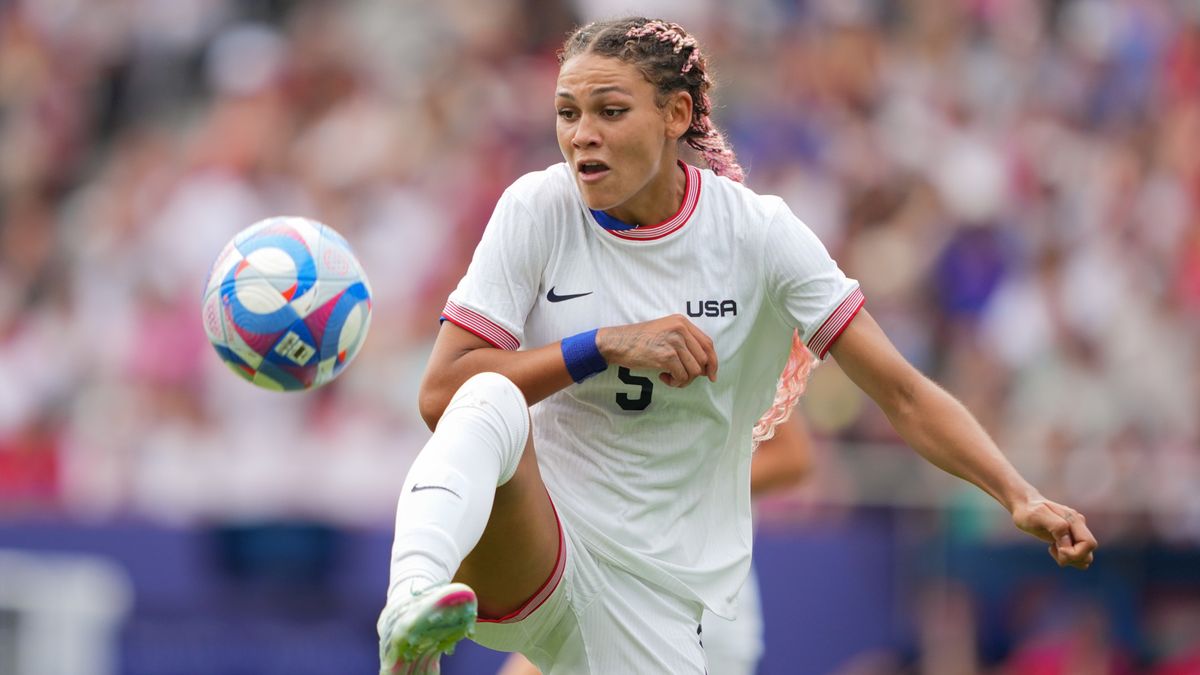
[418,322,573,429]
[418,315,718,430]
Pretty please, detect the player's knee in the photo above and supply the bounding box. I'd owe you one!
[445,372,530,484]
[452,372,529,417]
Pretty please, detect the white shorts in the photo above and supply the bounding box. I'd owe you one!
[472,503,707,674]
[701,565,764,675]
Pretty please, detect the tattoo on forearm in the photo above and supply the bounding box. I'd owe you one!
[612,332,646,352]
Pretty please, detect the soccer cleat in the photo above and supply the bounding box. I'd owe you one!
[378,582,478,674]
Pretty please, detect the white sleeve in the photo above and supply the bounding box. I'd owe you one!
[762,201,864,359]
[441,188,548,350]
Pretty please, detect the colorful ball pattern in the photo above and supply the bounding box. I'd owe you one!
[201,216,373,391]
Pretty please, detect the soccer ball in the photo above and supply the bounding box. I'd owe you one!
[201,216,373,391]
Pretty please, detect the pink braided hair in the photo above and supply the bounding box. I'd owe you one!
[624,20,746,183]
[626,20,703,73]
[684,99,745,183]
[751,331,817,449]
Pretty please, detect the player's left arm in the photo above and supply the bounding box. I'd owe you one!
[828,309,1098,569]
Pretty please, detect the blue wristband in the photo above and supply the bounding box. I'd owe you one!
[561,329,608,383]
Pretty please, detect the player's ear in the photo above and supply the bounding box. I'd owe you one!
[663,91,692,140]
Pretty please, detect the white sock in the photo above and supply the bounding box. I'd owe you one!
[387,372,529,602]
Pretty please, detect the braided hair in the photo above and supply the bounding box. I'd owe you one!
[559,17,745,183]
[751,332,816,450]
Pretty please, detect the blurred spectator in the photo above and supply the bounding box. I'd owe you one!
[1003,599,1137,675]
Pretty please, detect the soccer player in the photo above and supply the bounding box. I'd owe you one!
[377,17,1098,675]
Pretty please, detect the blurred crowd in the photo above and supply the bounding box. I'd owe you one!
[3,0,1200,672]
[0,0,1198,538]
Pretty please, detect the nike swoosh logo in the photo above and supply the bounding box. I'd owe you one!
[547,287,593,303]
[410,484,461,498]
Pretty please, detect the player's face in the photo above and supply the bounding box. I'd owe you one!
[555,54,689,223]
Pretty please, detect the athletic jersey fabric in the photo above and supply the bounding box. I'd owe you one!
[442,162,862,616]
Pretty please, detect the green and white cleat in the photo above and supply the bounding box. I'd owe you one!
[378,581,478,675]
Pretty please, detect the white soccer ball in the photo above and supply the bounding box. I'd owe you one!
[201,216,373,391]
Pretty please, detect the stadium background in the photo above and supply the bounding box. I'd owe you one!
[1,0,1198,673]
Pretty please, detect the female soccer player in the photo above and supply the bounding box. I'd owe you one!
[378,17,1097,675]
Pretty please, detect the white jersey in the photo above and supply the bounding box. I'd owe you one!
[442,162,862,617]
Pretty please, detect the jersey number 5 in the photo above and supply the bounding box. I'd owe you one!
[616,367,653,411]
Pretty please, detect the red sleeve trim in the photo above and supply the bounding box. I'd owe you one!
[806,287,865,359]
[440,302,520,351]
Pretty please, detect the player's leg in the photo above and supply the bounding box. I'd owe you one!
[497,653,542,675]
[566,558,707,674]
[700,565,764,675]
[454,431,559,618]
[479,550,706,675]
[379,372,559,673]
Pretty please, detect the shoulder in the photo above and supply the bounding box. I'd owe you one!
[481,164,578,252]
[502,163,578,216]
[697,167,789,234]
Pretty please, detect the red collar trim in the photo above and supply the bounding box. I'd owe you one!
[596,162,702,242]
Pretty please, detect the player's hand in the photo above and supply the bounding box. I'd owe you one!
[596,315,718,387]
[1011,497,1097,570]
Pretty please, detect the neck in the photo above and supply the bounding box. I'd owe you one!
[605,160,687,227]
